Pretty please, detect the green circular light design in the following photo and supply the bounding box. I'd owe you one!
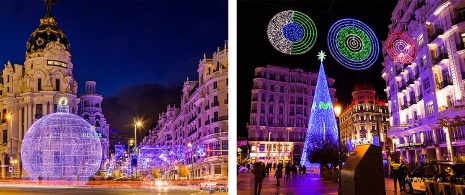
[336,27,371,61]
[291,11,317,54]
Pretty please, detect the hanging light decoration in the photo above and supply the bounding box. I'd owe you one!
[327,18,379,70]
[21,97,102,185]
[267,10,317,55]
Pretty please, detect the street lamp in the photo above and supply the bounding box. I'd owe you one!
[267,132,271,164]
[133,119,141,179]
[187,142,193,182]
[334,105,342,195]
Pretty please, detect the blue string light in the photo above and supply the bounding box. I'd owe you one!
[301,62,339,167]
[282,22,304,42]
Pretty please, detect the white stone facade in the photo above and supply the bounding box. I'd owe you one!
[0,11,110,178]
[78,80,110,170]
[339,84,390,154]
[247,65,336,165]
[140,42,228,180]
[383,0,465,166]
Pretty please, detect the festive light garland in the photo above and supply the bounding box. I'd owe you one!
[21,99,102,185]
[267,10,317,55]
[301,52,339,167]
[386,32,417,64]
[327,18,379,70]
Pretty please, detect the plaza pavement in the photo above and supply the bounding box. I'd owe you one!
[237,171,423,195]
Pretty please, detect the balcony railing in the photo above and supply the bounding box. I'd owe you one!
[224,99,228,104]
[431,28,444,42]
[409,99,416,106]
[251,97,258,101]
[414,74,420,80]
[438,79,453,89]
[416,94,423,102]
[407,79,415,85]
[434,53,448,64]
[219,116,228,121]
[211,101,219,107]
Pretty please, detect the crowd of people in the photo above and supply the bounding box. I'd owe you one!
[249,161,309,195]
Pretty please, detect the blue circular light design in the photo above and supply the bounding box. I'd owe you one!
[283,22,304,42]
[327,18,379,70]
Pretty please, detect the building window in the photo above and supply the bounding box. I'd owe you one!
[417,34,424,46]
[36,104,43,118]
[423,77,430,90]
[427,101,434,115]
[214,127,219,133]
[38,78,42,91]
[222,140,228,155]
[2,130,6,144]
[214,165,221,174]
[422,56,427,67]
[213,81,217,89]
[279,107,283,115]
[56,79,60,91]
[280,86,284,92]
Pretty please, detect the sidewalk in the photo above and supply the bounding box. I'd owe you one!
[237,172,422,195]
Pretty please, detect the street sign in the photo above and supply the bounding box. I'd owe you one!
[8,167,12,173]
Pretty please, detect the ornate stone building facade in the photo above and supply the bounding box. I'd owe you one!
[78,80,110,170]
[339,81,390,155]
[383,0,465,166]
[140,42,228,180]
[0,6,109,177]
[247,65,336,165]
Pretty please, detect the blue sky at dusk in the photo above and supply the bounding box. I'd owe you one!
[0,0,228,137]
[0,0,228,97]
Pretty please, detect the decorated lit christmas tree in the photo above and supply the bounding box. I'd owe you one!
[300,51,339,167]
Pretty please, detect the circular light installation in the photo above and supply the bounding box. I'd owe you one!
[21,99,102,186]
[386,32,417,64]
[327,18,379,70]
[267,10,317,55]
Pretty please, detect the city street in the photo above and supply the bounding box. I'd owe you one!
[237,172,423,195]
[0,180,228,195]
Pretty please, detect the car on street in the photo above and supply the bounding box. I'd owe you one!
[215,179,228,192]
[403,161,465,194]
[200,180,217,190]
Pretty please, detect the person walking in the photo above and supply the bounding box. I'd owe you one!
[292,164,297,179]
[285,163,291,181]
[253,162,266,195]
[390,159,403,192]
[274,163,283,187]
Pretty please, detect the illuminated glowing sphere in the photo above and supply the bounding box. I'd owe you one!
[267,10,317,55]
[327,18,379,70]
[21,102,102,185]
[386,32,417,64]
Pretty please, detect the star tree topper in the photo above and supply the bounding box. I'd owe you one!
[317,50,326,62]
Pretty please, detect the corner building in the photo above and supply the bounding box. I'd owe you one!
[247,65,336,165]
[141,43,228,180]
[0,9,109,177]
[338,81,390,155]
[383,0,465,166]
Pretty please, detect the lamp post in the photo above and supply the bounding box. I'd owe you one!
[6,113,13,179]
[187,142,193,183]
[133,118,141,179]
[267,132,271,164]
[334,105,342,195]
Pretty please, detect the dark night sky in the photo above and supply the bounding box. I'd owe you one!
[0,0,228,139]
[237,0,397,137]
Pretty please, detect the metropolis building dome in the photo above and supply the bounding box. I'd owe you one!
[25,12,70,60]
[21,97,102,185]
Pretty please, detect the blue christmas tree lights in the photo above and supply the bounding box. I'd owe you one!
[301,51,339,167]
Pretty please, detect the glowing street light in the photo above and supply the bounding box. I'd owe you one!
[334,105,342,195]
